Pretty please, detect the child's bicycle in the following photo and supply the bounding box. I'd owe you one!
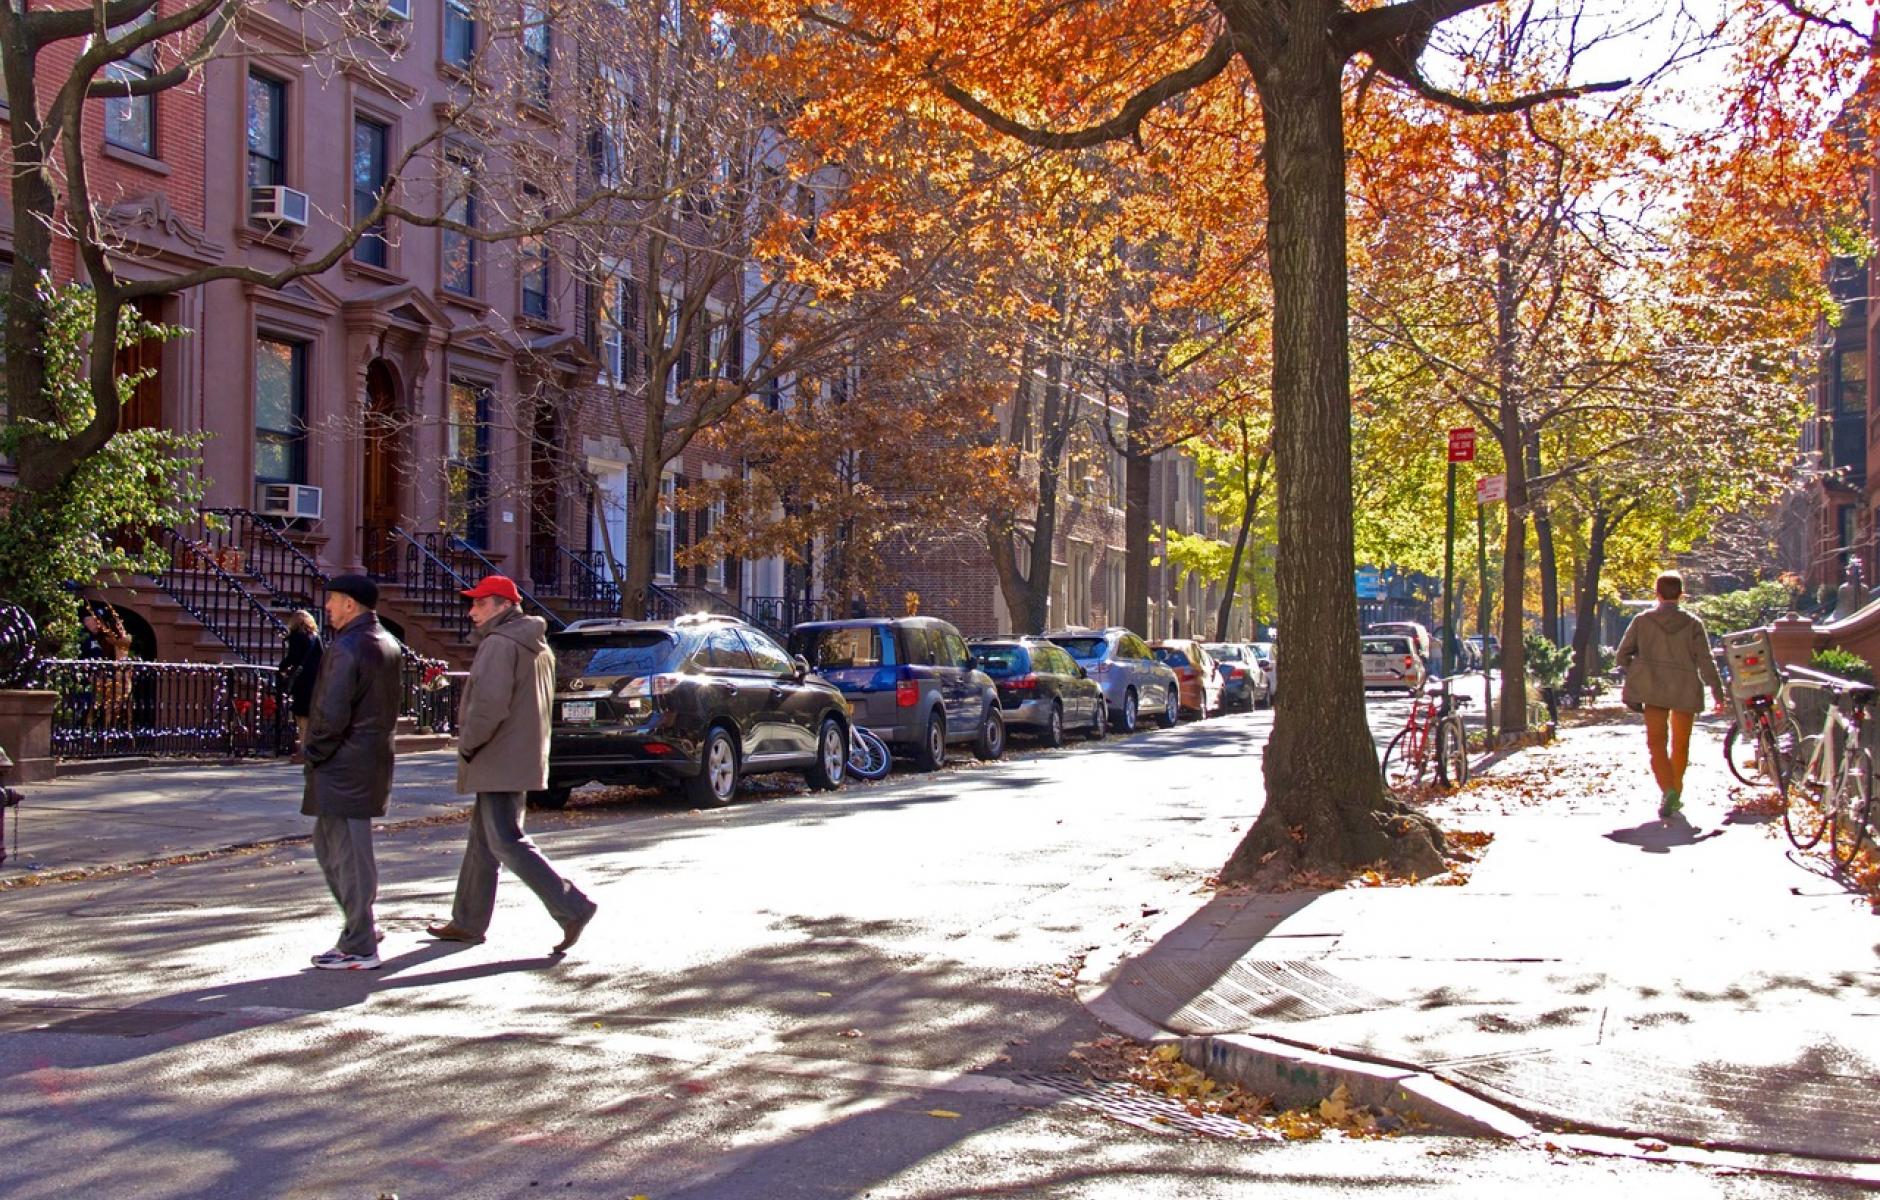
[1382,676,1472,795]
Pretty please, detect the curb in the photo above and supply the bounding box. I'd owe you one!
[1178,1033,1535,1140]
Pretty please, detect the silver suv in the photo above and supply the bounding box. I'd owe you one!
[1043,627,1180,732]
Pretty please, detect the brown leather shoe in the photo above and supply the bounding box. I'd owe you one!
[425,922,485,944]
[552,905,596,955]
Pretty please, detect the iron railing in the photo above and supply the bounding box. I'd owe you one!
[382,528,476,642]
[38,658,292,760]
[556,548,626,622]
[201,507,329,613]
[151,527,287,664]
[401,654,463,735]
[442,533,566,630]
[744,594,837,638]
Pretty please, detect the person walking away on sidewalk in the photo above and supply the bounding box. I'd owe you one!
[426,575,597,955]
[278,610,323,762]
[302,575,402,970]
[1615,571,1726,820]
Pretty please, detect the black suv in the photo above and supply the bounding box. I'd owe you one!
[789,616,1004,770]
[537,614,851,808]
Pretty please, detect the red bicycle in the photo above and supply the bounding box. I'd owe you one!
[1382,676,1471,794]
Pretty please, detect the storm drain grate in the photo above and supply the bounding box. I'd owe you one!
[1008,1071,1269,1141]
[0,1005,217,1037]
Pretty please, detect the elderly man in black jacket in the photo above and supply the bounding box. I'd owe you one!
[302,574,403,970]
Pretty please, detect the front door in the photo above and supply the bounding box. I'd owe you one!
[362,360,403,576]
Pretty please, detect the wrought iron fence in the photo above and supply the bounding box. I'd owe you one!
[151,526,287,664]
[401,654,463,735]
[744,595,837,638]
[38,658,293,761]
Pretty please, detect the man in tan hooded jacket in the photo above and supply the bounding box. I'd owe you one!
[426,575,597,953]
[1616,571,1726,820]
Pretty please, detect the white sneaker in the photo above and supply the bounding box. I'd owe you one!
[312,951,381,971]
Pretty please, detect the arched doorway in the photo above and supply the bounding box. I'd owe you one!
[362,360,405,577]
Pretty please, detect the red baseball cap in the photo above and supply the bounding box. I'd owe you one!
[461,575,522,603]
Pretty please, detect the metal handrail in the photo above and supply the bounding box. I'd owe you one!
[390,526,474,641]
[203,507,330,610]
[151,527,287,664]
[557,547,625,621]
[443,532,566,630]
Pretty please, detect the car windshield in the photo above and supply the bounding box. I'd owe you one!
[971,645,1025,676]
[552,632,685,682]
[1152,647,1191,668]
[797,626,883,669]
[1049,636,1107,661]
[1202,644,1240,660]
[1361,638,1409,657]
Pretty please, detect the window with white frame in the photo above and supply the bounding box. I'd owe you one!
[654,473,676,579]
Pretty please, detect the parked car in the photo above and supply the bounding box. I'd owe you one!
[1360,634,1426,693]
[538,614,851,809]
[789,616,1004,771]
[969,637,1108,746]
[1044,626,1181,732]
[1150,639,1224,717]
[1252,641,1278,704]
[1465,634,1501,670]
[1368,621,1432,666]
[1203,642,1270,710]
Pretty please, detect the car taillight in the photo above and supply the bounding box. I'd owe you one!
[1091,662,1110,677]
[896,679,919,707]
[1006,673,1037,692]
[1178,667,1196,681]
[1403,657,1415,670]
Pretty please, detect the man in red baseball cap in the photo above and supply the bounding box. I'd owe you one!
[427,575,597,954]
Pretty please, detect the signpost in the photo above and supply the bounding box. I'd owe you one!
[1442,429,1475,675]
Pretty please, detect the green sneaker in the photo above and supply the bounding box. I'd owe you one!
[1658,789,1682,820]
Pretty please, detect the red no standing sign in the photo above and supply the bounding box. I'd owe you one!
[1447,427,1476,463]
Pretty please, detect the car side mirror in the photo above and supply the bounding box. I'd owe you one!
[792,654,811,680]
[1076,665,1087,679]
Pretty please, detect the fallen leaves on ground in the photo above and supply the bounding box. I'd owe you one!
[1068,1039,1418,1140]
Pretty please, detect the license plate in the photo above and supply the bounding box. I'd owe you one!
[561,700,597,723]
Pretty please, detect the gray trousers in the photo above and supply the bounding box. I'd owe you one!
[312,816,378,957]
[450,791,593,935]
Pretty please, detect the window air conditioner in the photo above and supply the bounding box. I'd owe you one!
[249,186,310,228]
[256,483,323,521]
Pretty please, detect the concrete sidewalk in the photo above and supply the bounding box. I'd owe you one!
[1081,713,1880,1176]
[0,751,467,881]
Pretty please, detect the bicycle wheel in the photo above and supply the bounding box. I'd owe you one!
[1382,727,1426,793]
[1722,723,1760,788]
[1830,747,1874,868]
[847,726,892,781]
[1435,717,1468,787]
[1783,722,1830,851]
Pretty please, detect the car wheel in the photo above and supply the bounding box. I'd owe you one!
[973,705,1005,760]
[1087,699,1107,740]
[1042,702,1065,749]
[913,709,946,772]
[1119,688,1139,733]
[1159,687,1180,728]
[803,717,847,792]
[682,727,739,807]
[526,786,572,810]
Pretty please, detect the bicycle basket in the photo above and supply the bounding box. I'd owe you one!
[1722,628,1781,702]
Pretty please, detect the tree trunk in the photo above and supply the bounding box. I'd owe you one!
[1563,507,1610,695]
[1528,433,1558,644]
[1214,430,1268,642]
[620,462,664,620]
[1023,340,1071,632]
[7,78,73,497]
[1220,61,1443,883]
[1122,370,1153,635]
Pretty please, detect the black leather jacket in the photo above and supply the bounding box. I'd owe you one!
[300,612,403,819]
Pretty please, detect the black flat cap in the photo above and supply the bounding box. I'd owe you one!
[326,574,379,608]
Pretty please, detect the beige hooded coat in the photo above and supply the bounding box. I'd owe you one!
[1615,602,1725,715]
[456,606,554,793]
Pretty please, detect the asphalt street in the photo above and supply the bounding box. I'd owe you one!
[0,703,1859,1199]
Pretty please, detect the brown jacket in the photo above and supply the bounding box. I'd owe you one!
[1616,603,1725,714]
[456,606,554,794]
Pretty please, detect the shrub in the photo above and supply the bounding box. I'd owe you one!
[1810,648,1875,685]
[1524,632,1573,689]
